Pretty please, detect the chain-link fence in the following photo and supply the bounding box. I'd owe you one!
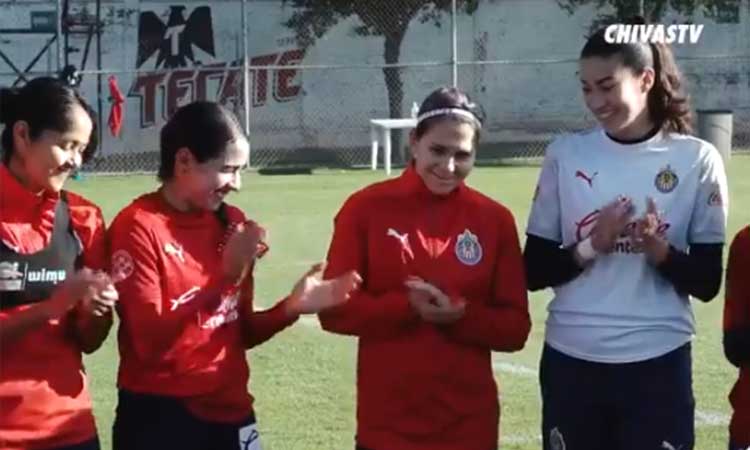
[1,0,749,173]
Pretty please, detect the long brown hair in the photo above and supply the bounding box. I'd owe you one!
[581,17,692,134]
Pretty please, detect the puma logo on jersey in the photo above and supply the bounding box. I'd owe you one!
[170,286,200,311]
[575,170,598,187]
[387,228,415,263]
[164,242,185,262]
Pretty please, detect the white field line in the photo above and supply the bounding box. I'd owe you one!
[492,360,729,428]
[293,319,730,430]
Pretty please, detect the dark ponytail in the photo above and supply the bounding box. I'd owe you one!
[581,16,692,134]
[0,87,21,156]
[647,42,692,134]
[0,76,98,165]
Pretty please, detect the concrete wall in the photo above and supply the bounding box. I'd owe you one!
[1,0,748,159]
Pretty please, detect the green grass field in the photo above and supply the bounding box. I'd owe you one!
[68,154,750,450]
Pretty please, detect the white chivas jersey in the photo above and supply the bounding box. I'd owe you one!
[527,128,729,363]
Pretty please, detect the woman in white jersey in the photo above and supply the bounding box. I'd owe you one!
[524,17,729,450]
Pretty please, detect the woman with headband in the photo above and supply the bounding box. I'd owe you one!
[524,18,728,450]
[0,77,117,450]
[319,86,531,450]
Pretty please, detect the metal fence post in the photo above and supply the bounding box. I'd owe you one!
[241,0,251,166]
[451,0,457,87]
[56,0,62,72]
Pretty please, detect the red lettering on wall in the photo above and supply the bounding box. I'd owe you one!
[274,49,304,102]
[250,53,278,107]
[166,70,195,118]
[128,49,305,129]
[129,73,166,127]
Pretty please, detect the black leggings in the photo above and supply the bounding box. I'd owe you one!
[113,389,257,450]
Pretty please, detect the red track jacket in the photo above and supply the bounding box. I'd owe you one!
[320,165,531,450]
[108,191,296,423]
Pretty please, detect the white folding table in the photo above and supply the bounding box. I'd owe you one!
[369,118,418,175]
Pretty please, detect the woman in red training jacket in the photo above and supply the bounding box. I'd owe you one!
[108,101,361,450]
[319,86,531,450]
[724,225,750,450]
[0,77,117,450]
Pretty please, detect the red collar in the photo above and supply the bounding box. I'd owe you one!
[0,164,60,252]
[152,188,220,228]
[0,163,60,206]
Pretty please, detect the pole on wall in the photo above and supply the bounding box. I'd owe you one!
[241,0,252,166]
[451,0,458,87]
[56,0,63,72]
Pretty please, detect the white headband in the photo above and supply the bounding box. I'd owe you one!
[416,108,479,125]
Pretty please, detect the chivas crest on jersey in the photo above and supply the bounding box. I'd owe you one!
[655,165,679,193]
[455,229,483,266]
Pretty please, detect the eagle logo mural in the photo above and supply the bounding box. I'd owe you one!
[136,6,216,69]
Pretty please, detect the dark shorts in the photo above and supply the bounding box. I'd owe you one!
[540,343,694,450]
[112,389,259,450]
[49,438,100,450]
